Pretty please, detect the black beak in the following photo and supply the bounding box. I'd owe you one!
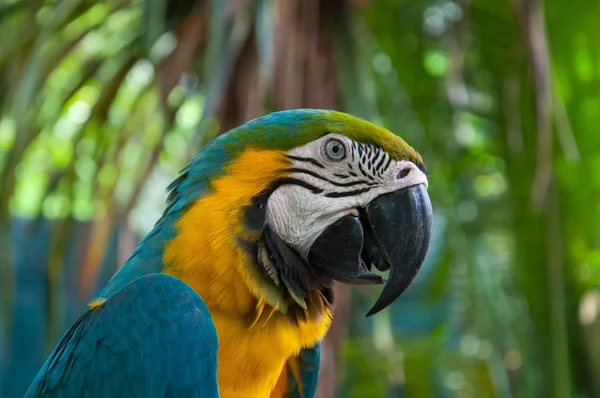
[307,184,433,317]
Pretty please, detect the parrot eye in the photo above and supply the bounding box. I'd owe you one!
[323,139,346,161]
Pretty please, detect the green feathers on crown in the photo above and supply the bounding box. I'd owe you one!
[218,109,423,166]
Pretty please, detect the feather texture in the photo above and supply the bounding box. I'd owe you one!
[26,274,219,397]
[26,109,414,397]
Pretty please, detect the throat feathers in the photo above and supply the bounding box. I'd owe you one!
[162,148,332,397]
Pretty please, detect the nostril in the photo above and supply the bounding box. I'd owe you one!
[397,168,411,179]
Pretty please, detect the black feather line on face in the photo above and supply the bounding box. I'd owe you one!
[271,177,324,194]
[383,155,392,172]
[358,163,369,178]
[333,173,350,179]
[285,155,325,169]
[241,190,271,232]
[324,187,372,198]
[286,168,377,188]
[357,143,364,156]
[375,151,387,172]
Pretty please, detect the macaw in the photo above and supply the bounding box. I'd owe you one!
[26,109,432,398]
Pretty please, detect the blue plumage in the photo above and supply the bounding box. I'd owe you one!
[26,274,219,397]
[26,110,382,398]
[283,344,321,398]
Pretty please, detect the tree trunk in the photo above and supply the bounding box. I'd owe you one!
[214,1,351,395]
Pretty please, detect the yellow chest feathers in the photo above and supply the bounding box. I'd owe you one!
[162,149,332,397]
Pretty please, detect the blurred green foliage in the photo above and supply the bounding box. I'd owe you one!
[1,0,600,397]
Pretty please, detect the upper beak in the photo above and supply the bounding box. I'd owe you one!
[307,184,433,316]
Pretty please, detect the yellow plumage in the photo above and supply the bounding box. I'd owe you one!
[163,148,332,397]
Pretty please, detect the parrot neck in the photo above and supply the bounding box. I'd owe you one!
[160,148,333,396]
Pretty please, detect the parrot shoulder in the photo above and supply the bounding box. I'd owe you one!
[25,273,219,397]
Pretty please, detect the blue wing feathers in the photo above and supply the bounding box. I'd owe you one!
[26,273,219,397]
[284,344,321,398]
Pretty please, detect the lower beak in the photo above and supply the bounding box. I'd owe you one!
[307,184,433,316]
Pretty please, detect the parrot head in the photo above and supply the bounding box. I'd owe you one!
[164,109,432,319]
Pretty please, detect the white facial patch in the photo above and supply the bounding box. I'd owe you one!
[266,134,428,258]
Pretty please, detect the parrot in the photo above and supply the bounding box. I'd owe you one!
[25,109,433,398]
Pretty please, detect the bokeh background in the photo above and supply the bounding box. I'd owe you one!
[1,0,599,397]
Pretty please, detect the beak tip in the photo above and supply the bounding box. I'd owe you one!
[365,308,378,318]
[363,184,433,317]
